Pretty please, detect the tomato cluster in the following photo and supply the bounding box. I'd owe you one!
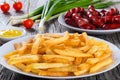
[0,1,34,29]
[0,1,22,13]
[64,5,120,30]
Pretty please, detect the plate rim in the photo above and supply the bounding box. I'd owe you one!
[0,34,120,79]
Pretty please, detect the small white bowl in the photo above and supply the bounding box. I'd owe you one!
[0,26,26,41]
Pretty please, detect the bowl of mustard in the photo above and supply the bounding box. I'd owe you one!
[0,26,26,41]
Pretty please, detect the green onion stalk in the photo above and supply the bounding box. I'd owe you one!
[10,6,43,20]
[10,14,41,25]
[39,0,65,30]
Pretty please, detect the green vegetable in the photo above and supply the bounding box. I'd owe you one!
[10,14,41,25]
[10,0,120,27]
[94,1,120,9]
[53,0,101,15]
[10,6,43,20]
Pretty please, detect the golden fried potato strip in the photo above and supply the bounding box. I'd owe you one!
[8,54,40,65]
[31,34,44,54]
[90,57,113,73]
[54,49,93,57]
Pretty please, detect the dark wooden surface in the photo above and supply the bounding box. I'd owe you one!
[0,0,120,80]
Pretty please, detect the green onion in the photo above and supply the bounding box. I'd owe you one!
[94,1,120,9]
[10,0,120,27]
[39,0,53,30]
[53,0,101,15]
[10,6,43,20]
[10,14,41,25]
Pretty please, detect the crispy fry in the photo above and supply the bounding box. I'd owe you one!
[78,63,90,70]
[87,46,99,54]
[42,55,75,61]
[86,38,95,46]
[98,52,112,61]
[27,63,70,69]
[38,47,46,54]
[90,57,113,73]
[21,42,33,54]
[94,50,104,58]
[8,54,39,64]
[74,69,88,76]
[8,54,19,59]
[53,44,65,50]
[64,39,80,47]
[31,69,41,74]
[4,50,17,60]
[86,58,99,64]
[17,45,27,54]
[48,66,77,72]
[44,32,69,47]
[38,70,69,77]
[74,63,90,76]
[79,45,90,52]
[14,63,26,71]
[74,57,82,65]
[79,32,88,44]
[44,58,73,64]
[14,43,22,50]
[31,34,44,54]
[54,49,93,57]
[45,48,56,55]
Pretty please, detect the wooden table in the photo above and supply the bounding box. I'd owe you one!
[0,0,120,80]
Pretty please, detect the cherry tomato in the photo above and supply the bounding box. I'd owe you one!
[13,1,22,11]
[1,2,10,13]
[23,19,34,29]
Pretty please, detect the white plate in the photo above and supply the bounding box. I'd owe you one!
[0,25,26,41]
[58,13,120,34]
[0,34,120,79]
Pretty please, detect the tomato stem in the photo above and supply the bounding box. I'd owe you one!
[27,0,30,18]
[11,0,16,3]
[4,0,6,3]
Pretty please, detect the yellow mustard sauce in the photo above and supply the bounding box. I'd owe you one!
[0,29,22,38]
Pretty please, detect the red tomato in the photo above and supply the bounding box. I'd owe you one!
[13,1,22,11]
[23,19,34,29]
[1,2,10,13]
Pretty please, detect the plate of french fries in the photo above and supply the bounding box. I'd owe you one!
[0,32,120,79]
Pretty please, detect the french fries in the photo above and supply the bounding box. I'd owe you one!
[4,32,113,77]
[54,49,93,57]
[42,55,75,61]
[89,57,113,73]
[38,70,69,76]
[48,66,77,72]
[8,54,40,64]
[14,43,22,50]
[31,34,44,54]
